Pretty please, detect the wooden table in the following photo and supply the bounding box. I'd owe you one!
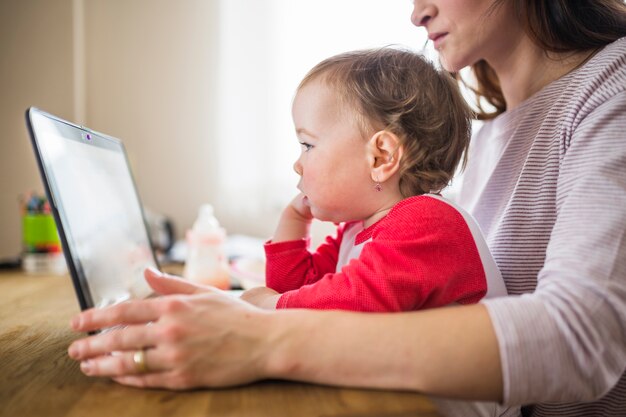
[0,269,441,417]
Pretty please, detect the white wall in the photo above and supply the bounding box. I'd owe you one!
[0,0,222,259]
[0,0,76,259]
[82,0,221,245]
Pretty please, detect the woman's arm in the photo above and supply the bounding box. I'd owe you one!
[484,92,626,405]
[69,268,503,399]
[267,304,503,400]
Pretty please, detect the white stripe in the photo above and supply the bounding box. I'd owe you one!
[425,194,507,299]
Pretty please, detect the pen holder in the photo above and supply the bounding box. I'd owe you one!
[22,214,61,253]
[21,212,66,275]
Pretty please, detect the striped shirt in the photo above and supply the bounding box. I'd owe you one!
[453,37,626,417]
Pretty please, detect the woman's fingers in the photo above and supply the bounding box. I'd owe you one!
[80,347,169,377]
[112,370,194,390]
[68,323,157,360]
[70,298,163,332]
[144,267,217,295]
[111,373,172,389]
[71,268,215,334]
[68,287,271,389]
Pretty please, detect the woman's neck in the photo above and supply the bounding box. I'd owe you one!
[488,36,597,111]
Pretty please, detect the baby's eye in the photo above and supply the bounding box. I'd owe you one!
[299,142,313,152]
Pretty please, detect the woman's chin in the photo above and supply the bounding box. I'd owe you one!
[437,51,476,73]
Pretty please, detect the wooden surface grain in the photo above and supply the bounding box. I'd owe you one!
[0,269,441,417]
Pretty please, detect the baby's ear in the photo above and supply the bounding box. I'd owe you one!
[367,130,403,182]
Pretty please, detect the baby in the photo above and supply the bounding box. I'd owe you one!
[241,47,506,311]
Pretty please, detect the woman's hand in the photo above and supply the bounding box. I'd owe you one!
[67,268,276,389]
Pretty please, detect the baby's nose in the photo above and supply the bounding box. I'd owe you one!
[293,159,303,176]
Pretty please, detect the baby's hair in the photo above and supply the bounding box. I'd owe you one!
[297,47,473,197]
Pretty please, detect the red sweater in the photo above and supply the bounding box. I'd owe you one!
[265,195,492,312]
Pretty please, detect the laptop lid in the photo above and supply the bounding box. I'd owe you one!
[25,107,158,310]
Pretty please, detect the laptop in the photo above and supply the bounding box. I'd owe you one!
[25,107,158,311]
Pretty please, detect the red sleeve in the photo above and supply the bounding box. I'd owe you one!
[276,197,488,312]
[264,224,347,293]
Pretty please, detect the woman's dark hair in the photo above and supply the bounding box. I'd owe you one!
[459,0,626,120]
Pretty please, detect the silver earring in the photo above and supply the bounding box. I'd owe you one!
[374,182,382,192]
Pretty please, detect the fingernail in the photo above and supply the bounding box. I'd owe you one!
[68,344,78,359]
[70,316,80,330]
[81,360,92,375]
[147,266,162,276]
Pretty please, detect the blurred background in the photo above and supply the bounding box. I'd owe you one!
[0,0,430,261]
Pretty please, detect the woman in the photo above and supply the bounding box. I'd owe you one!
[68,1,626,416]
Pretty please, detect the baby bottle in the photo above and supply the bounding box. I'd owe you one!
[183,204,231,289]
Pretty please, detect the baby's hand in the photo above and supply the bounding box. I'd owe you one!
[272,193,313,242]
[240,286,280,309]
[285,193,314,223]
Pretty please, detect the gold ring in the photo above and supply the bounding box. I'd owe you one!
[132,348,149,374]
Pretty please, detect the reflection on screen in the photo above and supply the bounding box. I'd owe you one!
[38,128,154,308]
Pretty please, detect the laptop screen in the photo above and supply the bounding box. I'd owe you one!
[27,108,156,309]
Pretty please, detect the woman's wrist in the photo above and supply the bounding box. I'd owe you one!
[261,310,310,380]
[260,310,348,384]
